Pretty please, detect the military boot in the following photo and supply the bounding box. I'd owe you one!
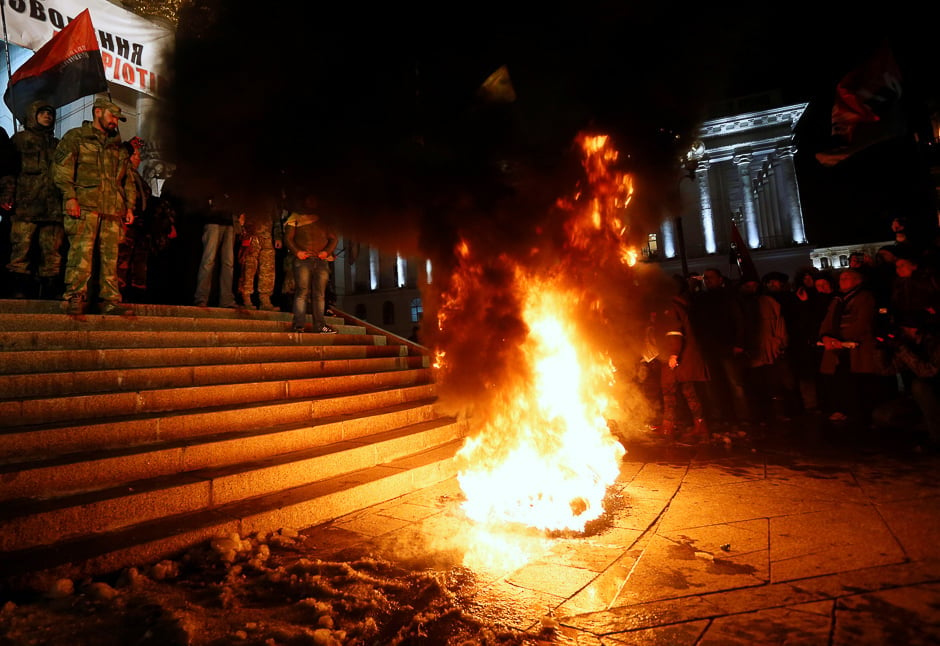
[63,295,87,315]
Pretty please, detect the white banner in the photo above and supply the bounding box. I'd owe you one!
[0,0,173,97]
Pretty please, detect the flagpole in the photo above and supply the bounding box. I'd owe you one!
[0,2,16,132]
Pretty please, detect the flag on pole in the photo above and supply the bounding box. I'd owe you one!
[729,220,759,282]
[3,9,108,126]
[815,43,905,167]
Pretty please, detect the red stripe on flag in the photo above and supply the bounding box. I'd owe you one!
[3,9,108,124]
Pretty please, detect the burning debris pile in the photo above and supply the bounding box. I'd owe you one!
[428,133,656,537]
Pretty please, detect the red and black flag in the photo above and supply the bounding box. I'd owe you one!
[3,9,108,126]
[815,42,905,167]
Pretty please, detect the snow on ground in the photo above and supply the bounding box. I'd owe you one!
[0,526,552,645]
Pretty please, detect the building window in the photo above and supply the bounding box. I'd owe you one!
[646,233,658,256]
[410,297,423,322]
[396,254,406,288]
[355,304,367,320]
[820,257,830,269]
[425,259,433,285]
[382,301,395,325]
[839,255,849,268]
[369,247,380,290]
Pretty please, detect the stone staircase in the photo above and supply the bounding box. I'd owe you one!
[0,300,467,592]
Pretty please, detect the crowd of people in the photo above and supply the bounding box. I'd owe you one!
[0,97,340,333]
[639,220,940,453]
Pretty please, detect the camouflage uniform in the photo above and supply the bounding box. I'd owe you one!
[237,198,283,310]
[116,162,152,296]
[53,111,136,308]
[4,101,64,293]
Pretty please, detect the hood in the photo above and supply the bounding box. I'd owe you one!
[25,100,55,131]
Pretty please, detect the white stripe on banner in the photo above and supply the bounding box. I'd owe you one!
[1,0,172,97]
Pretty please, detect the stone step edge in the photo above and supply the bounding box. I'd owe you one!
[0,440,464,593]
[0,344,412,376]
[0,328,378,350]
[0,354,428,400]
[0,368,434,428]
[0,300,352,322]
[0,398,445,500]
[0,416,467,552]
[0,312,352,331]
[0,382,440,463]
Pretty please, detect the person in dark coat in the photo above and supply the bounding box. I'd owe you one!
[659,275,710,444]
[692,267,749,428]
[890,248,940,329]
[818,269,896,428]
[736,276,788,426]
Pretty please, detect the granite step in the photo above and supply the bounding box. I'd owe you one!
[0,440,465,590]
[0,366,433,427]
[0,353,428,399]
[0,342,411,376]
[0,382,439,464]
[0,398,444,501]
[0,416,467,552]
[0,300,460,594]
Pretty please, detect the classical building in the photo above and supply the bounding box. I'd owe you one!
[333,243,428,341]
[653,97,814,278]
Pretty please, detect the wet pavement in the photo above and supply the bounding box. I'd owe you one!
[299,416,940,644]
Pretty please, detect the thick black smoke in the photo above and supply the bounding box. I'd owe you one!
[159,3,751,252]
[161,3,932,253]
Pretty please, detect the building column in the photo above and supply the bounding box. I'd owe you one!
[732,153,761,249]
[774,145,807,244]
[694,161,716,254]
[662,219,676,258]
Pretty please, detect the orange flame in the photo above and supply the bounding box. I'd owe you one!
[455,274,625,532]
[435,131,637,548]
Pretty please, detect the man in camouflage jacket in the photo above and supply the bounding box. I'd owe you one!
[52,97,136,315]
[3,101,63,298]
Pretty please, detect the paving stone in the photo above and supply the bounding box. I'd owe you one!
[832,583,940,645]
[769,502,906,581]
[603,620,707,645]
[699,601,833,645]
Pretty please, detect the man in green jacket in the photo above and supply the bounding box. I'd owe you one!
[52,96,137,315]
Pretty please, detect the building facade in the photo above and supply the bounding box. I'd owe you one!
[333,242,427,341]
[654,100,814,278]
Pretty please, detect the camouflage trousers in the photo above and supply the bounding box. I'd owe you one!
[62,212,123,303]
[6,218,65,277]
[117,225,150,291]
[238,235,276,296]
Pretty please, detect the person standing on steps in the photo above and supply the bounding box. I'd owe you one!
[4,101,64,300]
[52,97,136,315]
[283,192,337,333]
[237,194,283,311]
[192,186,240,308]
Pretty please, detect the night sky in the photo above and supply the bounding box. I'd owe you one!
[162,3,939,252]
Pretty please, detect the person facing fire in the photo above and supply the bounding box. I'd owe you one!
[284,192,337,333]
[658,274,710,444]
[52,96,136,315]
